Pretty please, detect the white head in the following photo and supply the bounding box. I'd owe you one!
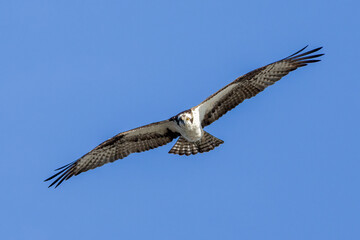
[178,112,193,126]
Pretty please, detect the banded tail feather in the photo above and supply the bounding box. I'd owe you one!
[169,131,224,156]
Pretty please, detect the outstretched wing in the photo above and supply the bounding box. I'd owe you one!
[45,120,180,188]
[194,46,323,127]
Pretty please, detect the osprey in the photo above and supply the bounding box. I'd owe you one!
[45,46,323,188]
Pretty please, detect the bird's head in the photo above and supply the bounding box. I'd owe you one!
[178,112,193,126]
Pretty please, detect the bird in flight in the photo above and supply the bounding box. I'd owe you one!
[45,46,323,188]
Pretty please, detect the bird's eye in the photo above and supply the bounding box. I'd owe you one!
[186,117,190,121]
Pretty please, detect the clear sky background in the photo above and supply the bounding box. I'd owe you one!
[1,1,359,239]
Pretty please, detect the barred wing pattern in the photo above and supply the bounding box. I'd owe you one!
[195,46,323,127]
[45,120,179,188]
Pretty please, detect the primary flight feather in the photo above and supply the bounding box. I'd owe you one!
[45,46,323,188]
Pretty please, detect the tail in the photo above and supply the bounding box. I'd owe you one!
[169,131,224,156]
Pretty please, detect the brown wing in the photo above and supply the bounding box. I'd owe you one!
[194,46,323,127]
[45,120,180,188]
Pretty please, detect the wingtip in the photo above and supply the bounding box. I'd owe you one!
[301,45,309,51]
[285,45,324,61]
[45,161,77,188]
[285,45,308,59]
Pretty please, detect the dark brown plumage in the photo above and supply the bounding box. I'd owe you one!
[45,121,179,188]
[197,46,323,127]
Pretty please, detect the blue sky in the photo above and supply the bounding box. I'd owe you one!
[1,0,359,239]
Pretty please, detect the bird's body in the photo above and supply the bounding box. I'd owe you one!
[45,46,323,188]
[173,109,203,142]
